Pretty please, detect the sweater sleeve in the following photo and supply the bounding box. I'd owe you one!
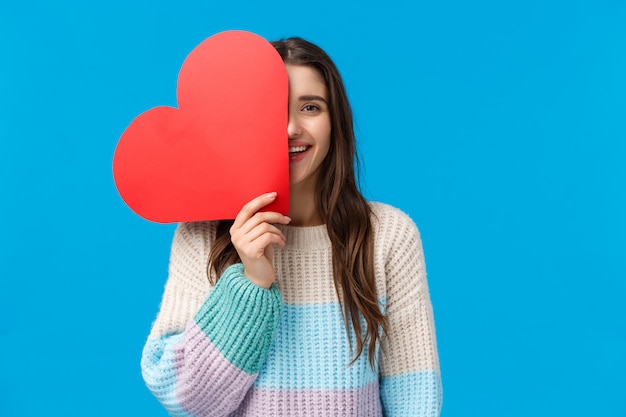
[140,222,283,417]
[377,208,442,416]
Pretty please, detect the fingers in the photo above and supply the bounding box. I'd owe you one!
[231,222,287,259]
[235,211,291,237]
[229,192,291,262]
[241,221,287,246]
[227,193,290,288]
[234,230,286,260]
[232,192,284,230]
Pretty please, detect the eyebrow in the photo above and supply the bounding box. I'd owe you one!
[298,95,328,104]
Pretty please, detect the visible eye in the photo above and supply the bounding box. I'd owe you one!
[302,104,320,112]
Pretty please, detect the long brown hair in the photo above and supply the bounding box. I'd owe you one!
[208,37,387,367]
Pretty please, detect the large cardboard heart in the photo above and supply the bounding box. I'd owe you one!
[113,30,289,223]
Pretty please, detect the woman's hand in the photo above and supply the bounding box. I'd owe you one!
[229,192,291,288]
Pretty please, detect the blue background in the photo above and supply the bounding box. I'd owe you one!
[1,1,624,416]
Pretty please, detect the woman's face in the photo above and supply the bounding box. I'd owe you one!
[286,64,331,188]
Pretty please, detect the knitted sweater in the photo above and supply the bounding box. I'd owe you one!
[141,202,442,416]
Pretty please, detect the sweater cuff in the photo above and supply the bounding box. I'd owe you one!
[193,263,283,374]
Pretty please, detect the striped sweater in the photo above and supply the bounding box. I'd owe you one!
[141,202,442,416]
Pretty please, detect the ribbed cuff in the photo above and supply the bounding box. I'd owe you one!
[194,263,283,374]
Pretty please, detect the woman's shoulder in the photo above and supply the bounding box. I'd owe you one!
[367,202,423,262]
[368,201,421,236]
[176,220,215,236]
[171,221,217,257]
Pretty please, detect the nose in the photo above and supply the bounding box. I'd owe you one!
[287,113,301,139]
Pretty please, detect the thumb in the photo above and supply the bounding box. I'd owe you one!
[264,243,274,264]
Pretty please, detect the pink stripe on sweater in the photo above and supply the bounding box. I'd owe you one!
[173,321,257,417]
[231,381,382,417]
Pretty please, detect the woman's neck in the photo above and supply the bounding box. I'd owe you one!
[288,181,323,227]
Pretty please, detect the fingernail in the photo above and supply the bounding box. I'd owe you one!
[284,216,291,222]
[266,192,277,199]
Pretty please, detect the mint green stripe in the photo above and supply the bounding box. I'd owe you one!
[194,263,283,374]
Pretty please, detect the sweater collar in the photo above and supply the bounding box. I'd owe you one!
[276,224,330,249]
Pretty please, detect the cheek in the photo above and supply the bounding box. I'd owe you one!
[317,139,331,170]
[322,132,331,156]
[319,118,332,153]
[315,128,331,162]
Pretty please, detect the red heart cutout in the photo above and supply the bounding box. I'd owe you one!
[113,30,289,223]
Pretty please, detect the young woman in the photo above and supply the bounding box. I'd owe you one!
[141,37,442,416]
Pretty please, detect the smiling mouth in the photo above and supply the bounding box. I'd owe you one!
[289,145,309,156]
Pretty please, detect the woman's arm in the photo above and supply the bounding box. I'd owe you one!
[378,207,443,416]
[140,222,283,417]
